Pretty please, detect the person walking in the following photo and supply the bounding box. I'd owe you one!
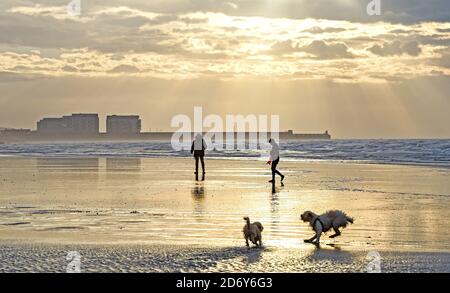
[267,138,285,184]
[191,134,206,181]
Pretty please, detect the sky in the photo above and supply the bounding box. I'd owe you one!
[0,0,449,138]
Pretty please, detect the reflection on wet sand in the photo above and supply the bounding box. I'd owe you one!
[106,158,141,172]
[105,158,141,180]
[191,182,206,216]
[0,155,449,272]
[36,157,100,180]
[191,184,205,198]
[25,158,101,193]
[306,244,354,264]
[36,158,100,171]
[0,157,449,257]
[270,182,282,239]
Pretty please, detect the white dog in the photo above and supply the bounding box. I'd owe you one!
[301,210,354,244]
[243,217,264,247]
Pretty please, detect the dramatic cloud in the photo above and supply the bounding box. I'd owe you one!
[0,1,449,138]
[369,41,422,56]
[303,27,348,34]
[270,39,354,59]
[0,2,448,82]
[108,64,141,73]
[299,40,355,59]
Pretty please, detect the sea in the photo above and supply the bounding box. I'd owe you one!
[0,139,449,168]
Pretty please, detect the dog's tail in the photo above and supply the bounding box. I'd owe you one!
[346,215,354,224]
[243,217,251,226]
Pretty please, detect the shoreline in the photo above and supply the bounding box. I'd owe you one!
[0,154,448,170]
[1,139,449,169]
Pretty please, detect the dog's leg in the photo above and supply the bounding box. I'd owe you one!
[312,233,321,243]
[258,235,263,247]
[245,237,249,247]
[311,225,323,244]
[329,226,341,238]
[250,234,256,245]
[304,235,317,243]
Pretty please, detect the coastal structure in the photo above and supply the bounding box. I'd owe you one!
[0,114,331,142]
[0,128,32,141]
[107,115,141,134]
[137,130,330,141]
[37,114,99,134]
[280,130,330,140]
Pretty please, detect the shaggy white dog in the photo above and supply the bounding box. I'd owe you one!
[301,210,354,244]
[242,217,264,247]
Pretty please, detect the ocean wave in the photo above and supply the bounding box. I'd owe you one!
[0,139,449,167]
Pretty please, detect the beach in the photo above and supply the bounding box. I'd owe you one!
[0,156,449,272]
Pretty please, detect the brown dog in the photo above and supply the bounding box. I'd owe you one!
[243,217,264,247]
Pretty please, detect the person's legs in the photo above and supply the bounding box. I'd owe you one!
[274,159,284,177]
[200,156,205,174]
[270,159,284,183]
[200,156,205,180]
[274,169,283,177]
[194,156,199,174]
[280,171,285,183]
[270,159,279,182]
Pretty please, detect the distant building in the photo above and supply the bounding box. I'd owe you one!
[37,114,99,134]
[37,118,64,133]
[0,128,32,136]
[69,114,99,134]
[279,130,330,140]
[106,115,141,134]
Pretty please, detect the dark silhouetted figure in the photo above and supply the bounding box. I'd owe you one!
[191,134,206,181]
[267,138,285,185]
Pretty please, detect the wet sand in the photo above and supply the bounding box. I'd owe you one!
[0,157,449,272]
[1,243,449,273]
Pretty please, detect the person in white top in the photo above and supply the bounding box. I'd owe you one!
[267,138,285,184]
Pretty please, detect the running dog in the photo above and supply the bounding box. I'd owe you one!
[243,217,264,247]
[300,210,354,244]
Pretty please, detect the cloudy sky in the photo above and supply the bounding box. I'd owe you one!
[0,0,449,138]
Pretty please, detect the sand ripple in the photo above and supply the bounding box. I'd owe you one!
[0,244,449,273]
